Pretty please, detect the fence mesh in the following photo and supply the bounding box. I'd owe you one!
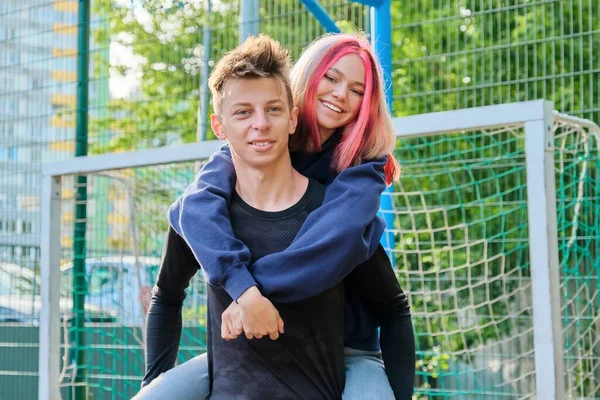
[56,162,208,399]
[392,1,600,123]
[1,0,600,399]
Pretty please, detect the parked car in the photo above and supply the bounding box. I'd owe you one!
[60,256,206,326]
[0,304,31,323]
[0,262,115,324]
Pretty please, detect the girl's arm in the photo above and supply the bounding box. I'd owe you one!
[168,145,284,339]
[345,245,415,399]
[168,145,257,301]
[249,158,388,303]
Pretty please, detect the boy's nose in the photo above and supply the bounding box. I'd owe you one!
[253,111,271,131]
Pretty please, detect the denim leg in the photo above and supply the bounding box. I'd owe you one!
[132,353,210,400]
[342,348,395,400]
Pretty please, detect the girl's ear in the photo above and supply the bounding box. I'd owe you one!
[211,114,227,140]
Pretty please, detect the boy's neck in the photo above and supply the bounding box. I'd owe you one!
[233,153,309,212]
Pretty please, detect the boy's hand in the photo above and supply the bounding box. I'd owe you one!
[221,301,243,340]
[236,286,284,340]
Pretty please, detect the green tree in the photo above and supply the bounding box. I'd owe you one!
[88,1,599,398]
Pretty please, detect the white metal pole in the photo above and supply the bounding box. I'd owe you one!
[523,100,566,400]
[39,175,62,400]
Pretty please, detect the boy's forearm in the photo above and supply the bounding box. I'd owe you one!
[142,227,200,385]
[380,314,416,399]
[345,245,414,398]
[142,293,183,387]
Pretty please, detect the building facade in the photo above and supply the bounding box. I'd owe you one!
[0,0,111,266]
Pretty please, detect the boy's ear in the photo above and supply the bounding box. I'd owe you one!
[288,106,299,135]
[211,114,227,140]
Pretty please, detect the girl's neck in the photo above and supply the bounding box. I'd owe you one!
[318,126,336,145]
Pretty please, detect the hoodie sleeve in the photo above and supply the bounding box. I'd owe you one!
[249,158,388,303]
[167,144,257,301]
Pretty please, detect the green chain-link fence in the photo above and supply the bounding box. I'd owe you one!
[1,1,599,399]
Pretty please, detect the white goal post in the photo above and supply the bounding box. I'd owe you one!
[40,99,576,399]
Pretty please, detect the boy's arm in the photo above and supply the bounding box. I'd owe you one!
[345,245,415,399]
[250,158,388,303]
[143,227,200,386]
[168,145,257,301]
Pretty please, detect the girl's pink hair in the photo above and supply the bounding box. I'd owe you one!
[290,33,400,184]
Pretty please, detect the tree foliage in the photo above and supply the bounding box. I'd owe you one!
[89,1,599,396]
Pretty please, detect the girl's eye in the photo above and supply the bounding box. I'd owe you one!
[350,88,364,96]
[325,75,337,83]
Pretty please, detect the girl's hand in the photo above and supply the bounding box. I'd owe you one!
[237,286,285,340]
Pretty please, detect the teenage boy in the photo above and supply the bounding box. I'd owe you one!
[136,35,346,399]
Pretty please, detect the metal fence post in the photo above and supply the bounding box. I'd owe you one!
[198,0,212,142]
[524,100,566,400]
[73,0,91,396]
[371,0,396,260]
[240,0,260,42]
[39,175,62,400]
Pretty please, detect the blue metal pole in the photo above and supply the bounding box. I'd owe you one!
[372,1,393,103]
[240,0,260,41]
[300,0,341,33]
[371,0,396,261]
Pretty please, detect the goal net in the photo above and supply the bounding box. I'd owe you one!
[391,110,599,399]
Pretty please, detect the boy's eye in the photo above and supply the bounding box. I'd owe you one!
[235,110,250,116]
[269,106,282,112]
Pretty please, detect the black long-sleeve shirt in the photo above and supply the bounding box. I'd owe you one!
[208,181,345,399]
[144,230,414,398]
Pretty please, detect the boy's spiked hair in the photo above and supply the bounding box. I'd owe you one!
[209,34,293,115]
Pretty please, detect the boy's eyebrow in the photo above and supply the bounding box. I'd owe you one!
[328,67,365,87]
[230,99,286,108]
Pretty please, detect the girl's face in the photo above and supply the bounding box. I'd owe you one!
[315,53,366,142]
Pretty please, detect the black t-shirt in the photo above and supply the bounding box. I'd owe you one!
[207,179,345,400]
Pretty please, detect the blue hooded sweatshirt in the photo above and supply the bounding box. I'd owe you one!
[167,132,387,350]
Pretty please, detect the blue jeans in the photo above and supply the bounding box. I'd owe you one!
[133,348,395,399]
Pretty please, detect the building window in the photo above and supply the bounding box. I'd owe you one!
[22,221,33,234]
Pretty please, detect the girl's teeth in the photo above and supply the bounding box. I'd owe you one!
[324,102,341,112]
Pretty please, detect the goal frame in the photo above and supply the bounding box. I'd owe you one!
[39,99,565,400]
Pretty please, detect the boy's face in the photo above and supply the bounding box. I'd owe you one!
[211,77,298,169]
